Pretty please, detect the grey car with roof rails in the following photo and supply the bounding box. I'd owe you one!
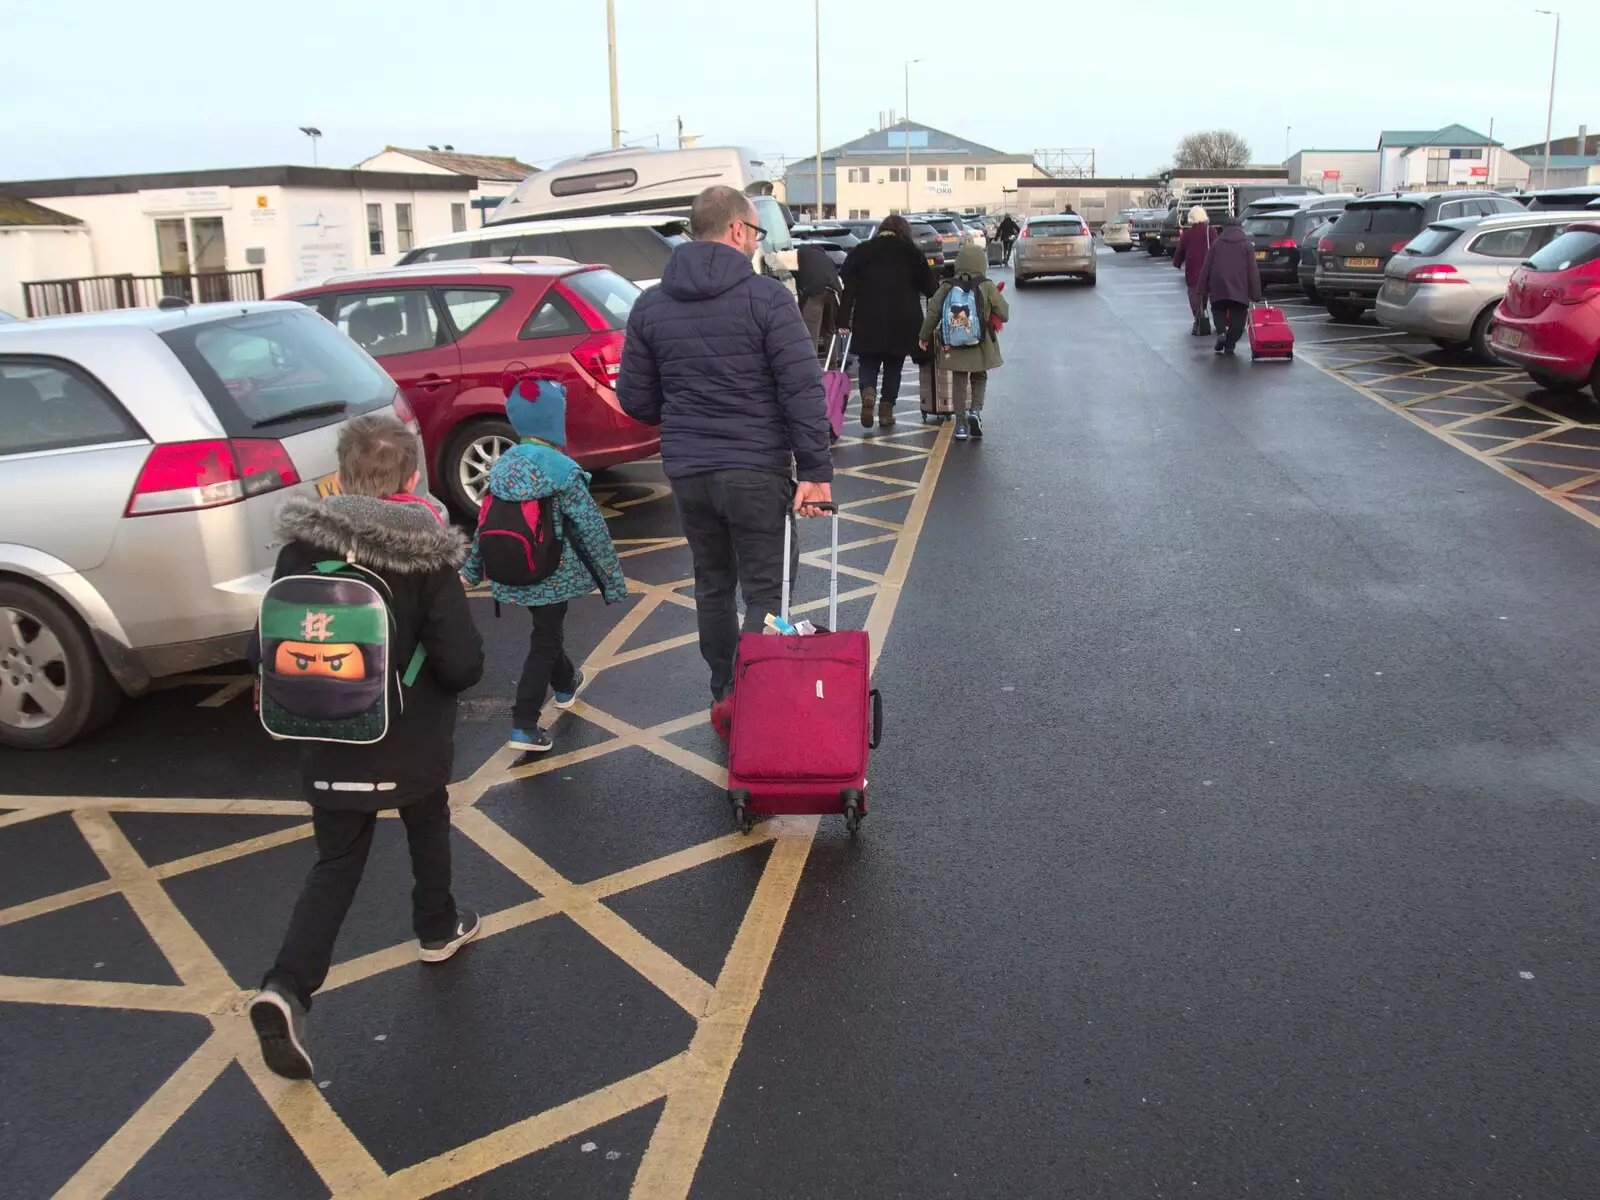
[1375,209,1584,361]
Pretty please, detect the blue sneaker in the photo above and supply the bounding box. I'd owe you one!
[954,421,970,442]
[552,668,586,710]
[508,726,553,753]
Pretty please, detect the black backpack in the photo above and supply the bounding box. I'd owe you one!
[475,496,562,586]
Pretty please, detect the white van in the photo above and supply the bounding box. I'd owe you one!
[396,214,686,288]
[487,146,798,281]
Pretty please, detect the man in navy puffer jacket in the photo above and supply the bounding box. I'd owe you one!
[619,186,833,716]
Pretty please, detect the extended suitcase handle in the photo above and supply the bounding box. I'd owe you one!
[869,688,883,749]
[824,331,852,373]
[780,499,840,630]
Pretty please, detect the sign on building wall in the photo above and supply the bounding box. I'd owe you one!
[291,205,352,281]
[139,187,231,213]
[923,182,953,197]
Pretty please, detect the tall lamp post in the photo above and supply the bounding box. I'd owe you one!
[1535,8,1560,189]
[606,0,621,149]
[298,126,322,166]
[903,58,923,212]
[814,0,823,220]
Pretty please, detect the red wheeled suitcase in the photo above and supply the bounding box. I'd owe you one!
[823,332,852,439]
[726,504,882,835]
[1248,304,1294,361]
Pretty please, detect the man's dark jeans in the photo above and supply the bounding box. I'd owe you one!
[1212,300,1248,351]
[857,352,907,407]
[673,469,799,701]
[513,601,577,728]
[264,788,457,1010]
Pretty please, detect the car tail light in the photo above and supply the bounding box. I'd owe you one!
[1390,240,1409,253]
[390,389,421,434]
[1270,239,1297,249]
[1318,238,1334,252]
[1555,259,1600,305]
[126,439,300,516]
[933,234,943,245]
[573,330,625,388]
[1405,263,1467,284]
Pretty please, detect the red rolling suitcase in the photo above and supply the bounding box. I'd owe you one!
[726,504,882,835]
[1248,304,1295,361]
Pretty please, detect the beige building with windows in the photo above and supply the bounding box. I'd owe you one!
[356,146,538,228]
[784,121,1043,220]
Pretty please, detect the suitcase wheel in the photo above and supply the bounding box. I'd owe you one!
[841,788,864,837]
[728,788,753,835]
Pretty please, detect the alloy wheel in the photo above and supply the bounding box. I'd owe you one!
[458,432,516,505]
[0,605,69,732]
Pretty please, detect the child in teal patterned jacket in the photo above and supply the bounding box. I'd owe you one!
[460,376,628,752]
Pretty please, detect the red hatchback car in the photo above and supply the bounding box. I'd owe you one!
[1493,221,1600,396]
[281,263,658,513]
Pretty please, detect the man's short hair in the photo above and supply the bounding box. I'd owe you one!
[690,186,756,240]
[336,414,420,497]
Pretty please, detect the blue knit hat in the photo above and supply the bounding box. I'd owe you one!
[503,376,567,447]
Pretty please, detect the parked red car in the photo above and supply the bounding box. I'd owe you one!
[281,263,658,513]
[1492,221,1600,396]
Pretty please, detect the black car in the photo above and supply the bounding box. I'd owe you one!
[834,218,879,243]
[1161,185,1321,254]
[1298,216,1339,301]
[790,224,863,269]
[1315,190,1526,322]
[1241,196,1352,288]
[907,213,968,273]
[1522,185,1600,212]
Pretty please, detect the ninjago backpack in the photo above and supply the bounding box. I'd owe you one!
[475,495,563,586]
[257,561,424,744]
[940,282,983,348]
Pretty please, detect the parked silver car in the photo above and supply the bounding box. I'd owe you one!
[0,301,416,748]
[1375,211,1581,361]
[1101,210,1135,251]
[1014,214,1097,286]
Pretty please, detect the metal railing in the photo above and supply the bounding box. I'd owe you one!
[22,269,266,318]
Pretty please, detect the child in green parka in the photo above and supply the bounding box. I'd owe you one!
[919,242,1010,442]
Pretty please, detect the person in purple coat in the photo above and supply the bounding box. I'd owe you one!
[1170,206,1217,336]
[1199,216,1264,356]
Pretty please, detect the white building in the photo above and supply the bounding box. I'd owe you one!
[0,166,479,314]
[1376,125,1529,192]
[784,120,1043,220]
[0,195,94,317]
[1284,149,1380,194]
[356,146,537,227]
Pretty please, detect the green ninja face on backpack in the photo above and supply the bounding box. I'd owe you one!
[260,576,391,740]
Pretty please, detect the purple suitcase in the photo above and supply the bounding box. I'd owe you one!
[823,331,852,438]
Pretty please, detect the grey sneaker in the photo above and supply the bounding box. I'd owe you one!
[552,668,586,709]
[249,982,313,1081]
[967,412,983,439]
[419,909,482,963]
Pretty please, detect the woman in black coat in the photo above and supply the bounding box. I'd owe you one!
[837,214,937,428]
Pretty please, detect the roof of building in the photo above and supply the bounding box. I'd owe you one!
[0,193,84,226]
[823,121,1027,161]
[379,147,538,181]
[1511,132,1600,158]
[1291,148,1380,155]
[1519,154,1600,169]
[1017,177,1161,188]
[1380,125,1501,150]
[0,166,479,199]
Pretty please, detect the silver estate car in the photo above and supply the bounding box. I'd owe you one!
[1375,211,1582,361]
[1100,210,1135,252]
[1014,214,1097,286]
[0,301,416,748]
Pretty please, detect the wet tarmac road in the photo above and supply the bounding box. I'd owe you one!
[4,248,1599,1198]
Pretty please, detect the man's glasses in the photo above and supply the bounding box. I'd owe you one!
[740,218,768,241]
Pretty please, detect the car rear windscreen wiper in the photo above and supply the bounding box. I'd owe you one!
[252,401,348,429]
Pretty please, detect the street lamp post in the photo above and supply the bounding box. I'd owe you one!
[814,0,823,221]
[1535,8,1560,190]
[298,126,322,166]
[606,0,621,149]
[903,58,922,213]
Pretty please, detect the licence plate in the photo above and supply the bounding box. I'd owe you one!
[927,257,938,266]
[1494,327,1523,348]
[1255,251,1267,260]
[1345,257,1381,269]
[316,473,341,498]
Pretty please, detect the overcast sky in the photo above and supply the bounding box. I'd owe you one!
[3,0,1596,183]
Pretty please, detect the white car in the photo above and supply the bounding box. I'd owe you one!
[397,214,687,289]
[1100,210,1135,251]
